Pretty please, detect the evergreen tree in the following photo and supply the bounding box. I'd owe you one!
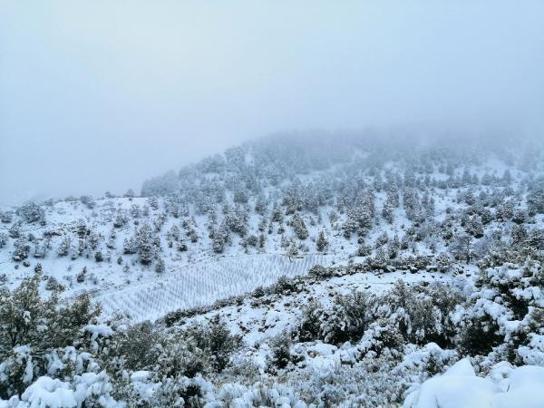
[290,214,308,240]
[255,194,267,215]
[452,234,473,264]
[287,240,299,261]
[57,235,71,257]
[382,202,395,224]
[137,224,155,265]
[155,257,166,274]
[16,201,45,224]
[8,222,21,239]
[0,232,8,249]
[12,237,30,262]
[527,177,544,215]
[316,230,329,252]
[32,241,47,259]
[258,233,266,250]
[106,229,116,249]
[123,236,138,255]
[511,224,528,246]
[212,221,229,254]
[465,216,484,238]
[113,211,128,228]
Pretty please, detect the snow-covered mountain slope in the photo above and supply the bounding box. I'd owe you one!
[1,135,542,320]
[1,134,544,407]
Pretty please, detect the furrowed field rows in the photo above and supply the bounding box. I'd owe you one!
[95,254,335,322]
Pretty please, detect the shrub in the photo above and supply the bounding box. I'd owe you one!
[459,315,502,356]
[188,317,241,373]
[109,322,161,371]
[321,292,370,345]
[154,336,209,380]
[151,377,204,407]
[455,259,544,360]
[382,281,463,348]
[0,270,100,398]
[154,317,241,381]
[272,276,299,295]
[269,336,294,370]
[297,300,323,342]
[308,264,333,279]
[297,292,370,345]
[16,202,45,224]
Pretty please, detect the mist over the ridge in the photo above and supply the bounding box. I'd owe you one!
[1,0,543,205]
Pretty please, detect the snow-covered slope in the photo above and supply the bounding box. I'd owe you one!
[1,134,544,407]
[1,135,542,321]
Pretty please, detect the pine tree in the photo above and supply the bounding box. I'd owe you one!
[123,236,138,255]
[258,233,266,250]
[94,251,104,262]
[106,229,116,249]
[130,204,141,219]
[465,216,484,238]
[12,237,30,261]
[287,240,299,261]
[8,222,21,239]
[167,224,181,242]
[113,211,128,228]
[452,234,473,264]
[382,202,394,224]
[155,257,166,274]
[57,235,71,257]
[255,194,267,215]
[316,230,329,252]
[137,224,155,265]
[148,196,159,210]
[291,214,308,240]
[212,222,229,254]
[33,241,47,259]
[271,204,284,223]
[511,224,528,246]
[528,178,544,215]
[77,266,87,283]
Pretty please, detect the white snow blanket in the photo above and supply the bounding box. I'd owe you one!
[404,358,544,408]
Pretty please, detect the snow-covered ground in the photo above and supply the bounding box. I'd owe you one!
[95,254,337,322]
[405,358,544,408]
[1,136,543,407]
[180,268,459,347]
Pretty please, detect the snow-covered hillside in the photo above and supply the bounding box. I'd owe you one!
[1,135,542,317]
[1,134,544,406]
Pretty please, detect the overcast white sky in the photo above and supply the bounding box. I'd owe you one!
[1,1,543,205]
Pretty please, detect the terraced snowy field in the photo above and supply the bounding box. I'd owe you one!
[95,254,336,322]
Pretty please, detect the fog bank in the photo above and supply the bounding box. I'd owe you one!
[1,0,543,204]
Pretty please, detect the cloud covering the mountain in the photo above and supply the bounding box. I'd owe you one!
[1,0,543,203]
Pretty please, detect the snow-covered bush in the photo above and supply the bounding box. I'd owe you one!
[297,291,370,345]
[404,358,544,408]
[184,318,242,374]
[269,335,300,370]
[16,202,45,225]
[0,233,8,249]
[527,177,544,215]
[11,237,30,262]
[381,282,464,348]
[0,270,101,399]
[455,258,544,363]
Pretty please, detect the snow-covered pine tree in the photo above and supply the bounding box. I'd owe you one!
[137,223,155,265]
[316,230,328,252]
[290,214,308,240]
